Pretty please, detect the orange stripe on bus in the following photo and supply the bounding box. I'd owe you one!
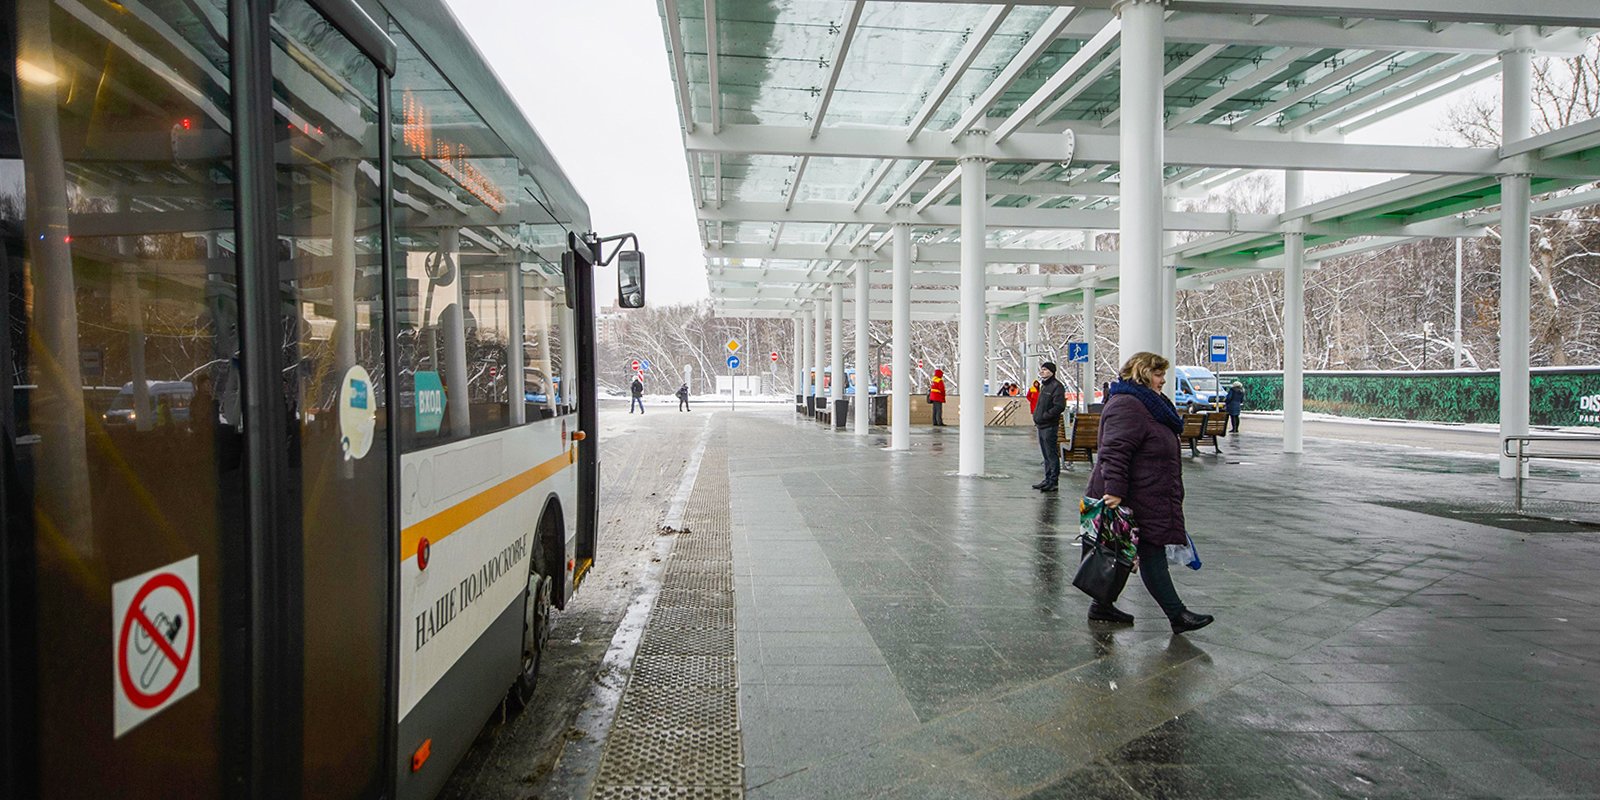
[400,450,574,563]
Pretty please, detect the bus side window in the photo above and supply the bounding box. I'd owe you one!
[521,261,560,422]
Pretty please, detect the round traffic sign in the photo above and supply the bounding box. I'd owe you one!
[770,351,779,363]
[727,354,741,369]
[631,359,641,371]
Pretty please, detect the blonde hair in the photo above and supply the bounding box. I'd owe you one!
[1118,351,1170,387]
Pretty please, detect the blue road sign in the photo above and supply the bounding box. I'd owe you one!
[1067,342,1089,363]
[726,354,741,369]
[641,359,651,371]
[1210,335,1229,363]
[414,370,446,433]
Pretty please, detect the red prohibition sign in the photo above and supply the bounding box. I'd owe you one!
[117,573,196,710]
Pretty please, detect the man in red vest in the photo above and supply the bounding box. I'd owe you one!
[928,369,947,426]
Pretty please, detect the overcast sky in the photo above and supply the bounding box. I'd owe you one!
[441,0,1495,304]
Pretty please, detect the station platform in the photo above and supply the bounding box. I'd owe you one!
[450,402,1600,800]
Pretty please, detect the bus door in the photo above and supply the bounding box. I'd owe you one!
[261,1,397,796]
[2,0,397,797]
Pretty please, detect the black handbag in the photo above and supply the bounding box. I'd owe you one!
[1073,536,1134,605]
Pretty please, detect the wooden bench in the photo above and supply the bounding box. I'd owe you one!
[1180,412,1228,456]
[1057,411,1100,466]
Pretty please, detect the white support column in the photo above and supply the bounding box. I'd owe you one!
[1499,40,1533,479]
[1283,167,1306,454]
[986,313,999,392]
[1115,0,1166,361]
[1162,196,1179,402]
[793,315,804,406]
[813,297,826,415]
[1026,264,1042,381]
[1083,231,1098,398]
[854,261,871,435]
[958,136,990,476]
[1453,238,1464,371]
[830,281,844,424]
[800,309,813,410]
[891,221,912,449]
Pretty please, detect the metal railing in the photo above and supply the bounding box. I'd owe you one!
[1501,434,1600,512]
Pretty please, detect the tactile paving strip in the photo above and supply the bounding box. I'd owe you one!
[629,656,737,690]
[615,688,738,729]
[636,625,736,657]
[656,588,734,609]
[592,785,741,800]
[591,437,743,798]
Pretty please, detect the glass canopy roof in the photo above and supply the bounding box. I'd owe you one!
[660,0,1600,319]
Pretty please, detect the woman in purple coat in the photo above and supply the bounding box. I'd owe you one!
[1085,351,1215,634]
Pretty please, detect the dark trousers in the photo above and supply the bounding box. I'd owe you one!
[679,397,689,411]
[1085,541,1186,619]
[931,401,944,425]
[1228,412,1239,432]
[630,396,644,413]
[1036,424,1060,486]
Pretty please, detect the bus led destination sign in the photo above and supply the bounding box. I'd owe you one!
[403,90,507,212]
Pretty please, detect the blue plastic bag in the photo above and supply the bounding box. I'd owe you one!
[1164,534,1202,570]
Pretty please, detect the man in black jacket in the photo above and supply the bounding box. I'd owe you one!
[1032,361,1067,491]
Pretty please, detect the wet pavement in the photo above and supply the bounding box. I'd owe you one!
[439,403,706,800]
[726,408,1600,799]
[443,402,1600,800]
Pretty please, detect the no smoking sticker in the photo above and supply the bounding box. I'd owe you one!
[112,555,200,738]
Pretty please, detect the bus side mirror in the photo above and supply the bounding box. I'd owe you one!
[617,250,645,309]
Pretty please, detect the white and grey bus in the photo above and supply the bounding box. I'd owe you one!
[0,1,644,797]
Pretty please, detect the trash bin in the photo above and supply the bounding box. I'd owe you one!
[833,398,848,429]
[871,394,888,426]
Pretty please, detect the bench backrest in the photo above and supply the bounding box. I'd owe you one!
[1201,412,1228,437]
[1180,413,1205,439]
[1071,413,1100,448]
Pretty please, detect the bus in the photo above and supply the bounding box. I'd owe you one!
[0,1,642,797]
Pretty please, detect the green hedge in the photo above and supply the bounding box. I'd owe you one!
[1222,368,1600,428]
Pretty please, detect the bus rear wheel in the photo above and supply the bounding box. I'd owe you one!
[510,570,553,709]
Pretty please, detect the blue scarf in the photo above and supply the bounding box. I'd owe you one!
[1109,379,1184,436]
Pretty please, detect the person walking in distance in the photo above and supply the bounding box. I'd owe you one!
[1032,362,1066,491]
[1083,351,1214,634]
[676,382,690,412]
[928,369,947,426]
[630,375,645,414]
[1224,380,1245,433]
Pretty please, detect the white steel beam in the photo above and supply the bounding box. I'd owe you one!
[995,18,1122,142]
[661,0,696,134]
[1230,50,1393,130]
[811,1,866,138]
[852,160,899,211]
[906,4,1014,140]
[703,0,720,133]
[914,167,964,213]
[949,6,1082,142]
[707,243,1119,265]
[1337,61,1501,134]
[683,125,1520,176]
[1041,48,1123,126]
[866,0,1600,30]
[1286,53,1453,132]
[1312,54,1494,133]
[1164,47,1314,128]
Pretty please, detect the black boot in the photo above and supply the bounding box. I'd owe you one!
[1088,603,1134,624]
[1170,611,1214,635]
[1039,483,1058,492]
[1031,480,1047,490]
